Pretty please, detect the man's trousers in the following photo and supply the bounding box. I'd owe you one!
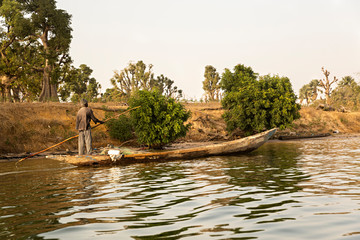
[78,129,92,155]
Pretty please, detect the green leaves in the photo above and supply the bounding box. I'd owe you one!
[128,90,191,149]
[0,0,73,102]
[221,64,300,136]
[58,64,101,102]
[331,76,360,110]
[220,64,258,93]
[106,114,133,142]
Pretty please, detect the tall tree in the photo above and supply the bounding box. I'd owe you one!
[111,60,154,99]
[203,65,220,101]
[318,67,338,105]
[26,0,72,101]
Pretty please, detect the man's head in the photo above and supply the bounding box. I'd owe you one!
[80,99,88,107]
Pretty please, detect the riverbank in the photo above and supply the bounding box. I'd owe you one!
[1,102,360,156]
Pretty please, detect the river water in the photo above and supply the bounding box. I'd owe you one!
[1,137,360,239]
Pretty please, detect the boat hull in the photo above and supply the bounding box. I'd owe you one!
[49,128,277,167]
[278,133,330,140]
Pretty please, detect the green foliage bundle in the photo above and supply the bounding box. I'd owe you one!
[128,90,191,149]
[221,64,258,93]
[221,64,300,135]
[105,114,133,142]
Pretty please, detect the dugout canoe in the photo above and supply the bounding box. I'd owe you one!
[48,128,277,167]
[278,133,330,140]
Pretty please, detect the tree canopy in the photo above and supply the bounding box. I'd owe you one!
[299,79,321,105]
[0,0,75,102]
[107,60,183,101]
[331,76,360,110]
[221,64,258,93]
[58,64,101,102]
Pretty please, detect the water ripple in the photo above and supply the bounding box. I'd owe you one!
[1,137,360,239]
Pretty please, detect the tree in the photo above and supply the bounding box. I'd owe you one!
[221,64,300,135]
[0,0,78,102]
[152,74,182,99]
[0,0,34,102]
[331,76,360,110]
[111,60,154,99]
[299,79,321,105]
[25,0,72,101]
[318,67,338,105]
[107,61,183,101]
[299,83,312,105]
[58,64,101,102]
[128,90,191,149]
[203,65,220,101]
[337,75,357,88]
[86,77,101,102]
[309,79,321,102]
[102,86,123,102]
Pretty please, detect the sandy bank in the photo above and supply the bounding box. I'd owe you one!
[1,102,360,156]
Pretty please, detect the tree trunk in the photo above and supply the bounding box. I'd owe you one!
[0,75,14,102]
[12,86,20,102]
[0,84,4,102]
[50,83,58,99]
[39,29,58,102]
[39,65,51,102]
[324,86,331,105]
[39,63,58,102]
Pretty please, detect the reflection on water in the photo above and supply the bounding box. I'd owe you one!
[1,137,360,239]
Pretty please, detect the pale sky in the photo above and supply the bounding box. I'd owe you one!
[56,0,360,100]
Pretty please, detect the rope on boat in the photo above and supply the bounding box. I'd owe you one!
[15,106,141,166]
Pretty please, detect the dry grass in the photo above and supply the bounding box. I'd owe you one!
[2,102,360,154]
[287,107,360,134]
[0,102,118,154]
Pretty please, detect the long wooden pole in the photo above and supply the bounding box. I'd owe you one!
[16,106,140,165]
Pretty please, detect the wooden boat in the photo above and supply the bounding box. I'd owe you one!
[48,128,277,167]
[278,133,330,140]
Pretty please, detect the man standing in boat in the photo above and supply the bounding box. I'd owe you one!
[76,99,104,155]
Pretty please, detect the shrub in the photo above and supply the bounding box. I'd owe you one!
[105,114,133,141]
[221,64,300,136]
[128,90,191,149]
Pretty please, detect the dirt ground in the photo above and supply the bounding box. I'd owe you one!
[1,102,360,155]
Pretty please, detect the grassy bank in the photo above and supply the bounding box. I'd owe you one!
[1,102,360,154]
[0,103,108,154]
